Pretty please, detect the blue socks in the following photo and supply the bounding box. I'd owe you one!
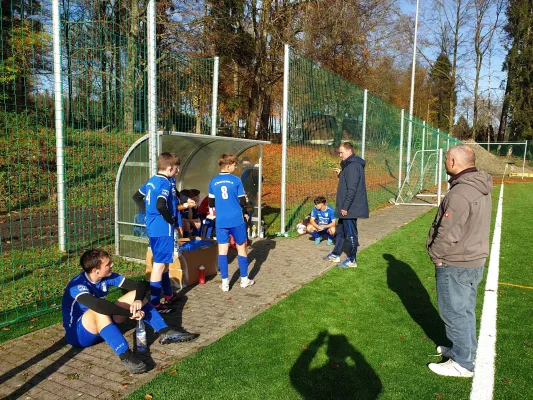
[141,303,167,332]
[100,324,129,356]
[238,255,249,278]
[162,272,172,298]
[328,234,335,240]
[218,255,229,279]
[310,231,320,239]
[150,280,162,306]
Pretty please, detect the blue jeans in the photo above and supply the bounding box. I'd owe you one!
[435,263,485,371]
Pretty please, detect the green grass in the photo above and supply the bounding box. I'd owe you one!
[493,183,533,399]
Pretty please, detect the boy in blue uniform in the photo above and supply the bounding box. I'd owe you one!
[208,154,255,292]
[132,152,195,313]
[306,196,336,245]
[62,249,198,374]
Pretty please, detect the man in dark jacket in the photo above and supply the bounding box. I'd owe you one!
[323,142,369,268]
[427,144,493,378]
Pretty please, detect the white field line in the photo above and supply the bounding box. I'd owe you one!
[470,183,504,400]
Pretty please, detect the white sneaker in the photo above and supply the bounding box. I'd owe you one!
[436,345,453,359]
[240,277,255,288]
[220,278,229,292]
[428,359,473,378]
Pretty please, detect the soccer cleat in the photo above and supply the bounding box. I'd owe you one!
[428,359,473,378]
[314,237,322,245]
[159,329,199,344]
[326,239,334,246]
[220,279,230,292]
[154,303,173,314]
[337,259,357,268]
[120,351,148,374]
[323,253,340,262]
[164,293,180,304]
[436,345,453,359]
[240,277,255,288]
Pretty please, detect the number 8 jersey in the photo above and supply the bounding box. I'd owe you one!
[208,172,245,228]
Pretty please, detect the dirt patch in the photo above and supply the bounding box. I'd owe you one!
[465,141,532,177]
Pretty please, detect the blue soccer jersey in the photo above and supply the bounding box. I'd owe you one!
[311,205,336,226]
[208,173,245,228]
[138,174,178,237]
[62,272,125,330]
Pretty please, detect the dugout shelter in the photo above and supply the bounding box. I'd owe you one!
[115,131,270,262]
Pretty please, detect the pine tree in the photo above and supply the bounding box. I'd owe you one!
[429,53,456,132]
[501,0,533,140]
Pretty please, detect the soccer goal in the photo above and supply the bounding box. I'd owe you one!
[391,148,445,207]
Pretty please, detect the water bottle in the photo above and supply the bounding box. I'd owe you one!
[198,265,206,285]
[135,319,147,353]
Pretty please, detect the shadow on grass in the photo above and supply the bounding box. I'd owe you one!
[0,337,82,399]
[384,253,449,346]
[290,330,382,399]
[228,238,276,289]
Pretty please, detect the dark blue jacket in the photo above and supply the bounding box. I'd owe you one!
[335,154,369,219]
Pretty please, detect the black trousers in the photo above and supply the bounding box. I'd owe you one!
[332,218,359,261]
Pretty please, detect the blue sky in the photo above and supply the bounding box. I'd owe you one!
[399,0,507,116]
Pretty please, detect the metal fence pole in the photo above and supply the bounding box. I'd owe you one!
[147,0,157,175]
[523,141,528,179]
[211,57,219,136]
[52,0,66,252]
[421,121,426,180]
[361,89,367,159]
[280,44,289,234]
[446,138,450,191]
[435,129,440,185]
[398,109,405,193]
[437,148,443,207]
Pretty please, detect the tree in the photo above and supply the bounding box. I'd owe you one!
[429,53,455,131]
[454,114,472,139]
[500,0,533,140]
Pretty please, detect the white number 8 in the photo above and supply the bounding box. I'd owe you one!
[221,186,229,199]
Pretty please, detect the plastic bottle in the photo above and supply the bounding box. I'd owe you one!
[135,319,147,352]
[251,225,257,238]
[198,265,206,285]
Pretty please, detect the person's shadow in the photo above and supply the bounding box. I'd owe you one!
[384,254,449,346]
[290,330,382,399]
[229,238,276,288]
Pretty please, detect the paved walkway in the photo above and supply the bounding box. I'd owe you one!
[0,205,430,400]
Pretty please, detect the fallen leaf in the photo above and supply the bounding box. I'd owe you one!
[183,306,189,309]
[3,327,10,331]
[302,346,308,350]
[343,297,347,301]
[145,395,153,400]
[30,318,38,322]
[330,363,340,369]
[436,394,444,399]
[399,336,405,341]
[331,312,335,315]
[525,343,531,348]
[28,325,35,329]
[380,297,384,301]
[168,370,177,375]
[121,383,128,387]
[161,351,167,355]
[225,297,232,301]
[422,336,427,340]
[503,378,510,384]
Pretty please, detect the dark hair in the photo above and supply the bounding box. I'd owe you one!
[157,152,180,170]
[218,154,238,166]
[80,249,110,273]
[314,196,327,205]
[340,142,353,150]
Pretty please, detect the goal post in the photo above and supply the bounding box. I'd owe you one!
[392,148,445,207]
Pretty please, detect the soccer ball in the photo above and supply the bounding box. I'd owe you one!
[296,223,307,235]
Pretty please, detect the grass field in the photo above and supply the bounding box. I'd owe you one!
[127,182,532,400]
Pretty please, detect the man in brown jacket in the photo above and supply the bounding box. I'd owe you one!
[426,144,493,378]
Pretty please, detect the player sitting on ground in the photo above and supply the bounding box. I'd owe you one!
[208,153,255,292]
[61,249,198,374]
[307,196,336,245]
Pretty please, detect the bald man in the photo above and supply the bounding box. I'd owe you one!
[426,144,493,377]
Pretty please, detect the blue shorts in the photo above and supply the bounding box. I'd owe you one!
[216,223,247,245]
[65,316,103,348]
[149,236,174,263]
